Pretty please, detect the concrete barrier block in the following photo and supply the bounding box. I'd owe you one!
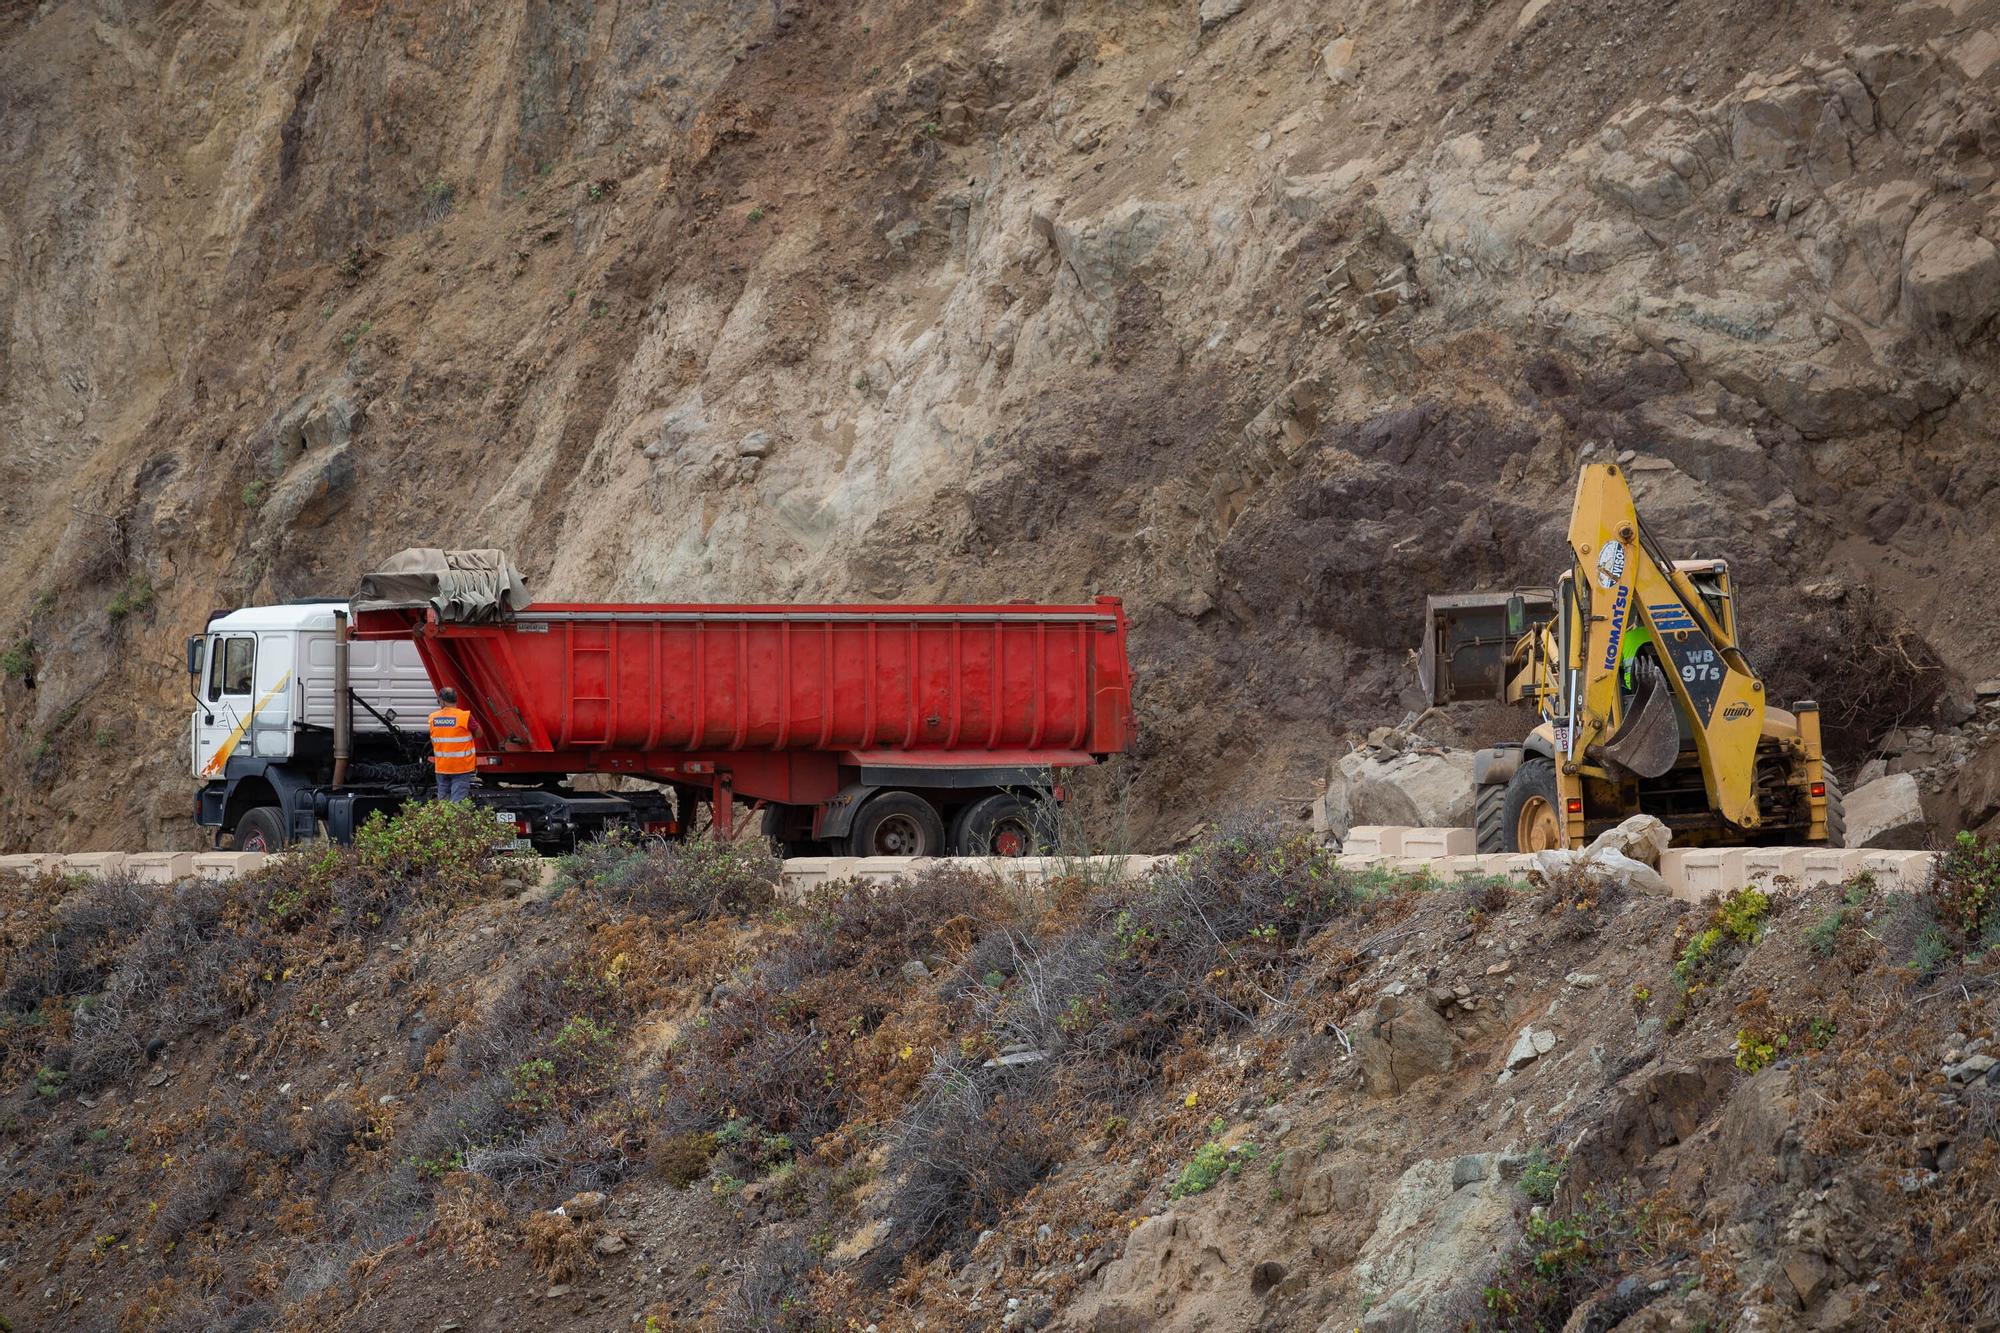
[846,856,928,882]
[126,852,199,884]
[1385,856,1440,878]
[194,852,265,881]
[0,853,63,878]
[1335,853,1381,871]
[1399,827,1477,858]
[1855,849,1936,892]
[1343,826,1413,857]
[1799,848,1865,888]
[1740,848,1807,888]
[1674,850,1747,904]
[60,852,129,877]
[1437,855,1490,881]
[1476,853,1535,879]
[1656,849,1689,899]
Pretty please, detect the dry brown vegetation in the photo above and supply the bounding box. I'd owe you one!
[0,812,1996,1330]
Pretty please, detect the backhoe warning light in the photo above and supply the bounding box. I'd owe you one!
[1810,782,1826,798]
[1565,798,1584,815]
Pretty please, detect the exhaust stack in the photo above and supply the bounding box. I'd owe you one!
[332,609,352,789]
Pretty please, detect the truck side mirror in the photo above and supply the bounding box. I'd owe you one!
[186,636,202,676]
[1505,594,1526,638]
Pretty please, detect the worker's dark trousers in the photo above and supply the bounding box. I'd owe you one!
[434,771,472,801]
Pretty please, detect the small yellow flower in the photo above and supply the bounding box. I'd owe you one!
[898,1044,914,1062]
[1184,1091,1199,1108]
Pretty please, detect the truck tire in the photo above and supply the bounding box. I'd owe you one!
[1473,782,1508,854]
[761,805,829,858]
[1823,772,1846,849]
[232,806,287,853]
[1501,758,1562,854]
[844,791,945,858]
[952,792,1052,857]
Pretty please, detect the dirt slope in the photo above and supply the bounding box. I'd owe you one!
[5,0,2000,850]
[2,817,1997,1330]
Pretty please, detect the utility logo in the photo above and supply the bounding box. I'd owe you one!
[1601,585,1630,670]
[1595,539,1627,590]
[1722,700,1755,720]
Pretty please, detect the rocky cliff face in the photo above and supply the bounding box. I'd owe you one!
[4,0,1999,849]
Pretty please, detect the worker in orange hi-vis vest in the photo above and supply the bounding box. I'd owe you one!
[426,687,478,801]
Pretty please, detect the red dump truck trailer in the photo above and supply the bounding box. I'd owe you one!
[190,551,1133,856]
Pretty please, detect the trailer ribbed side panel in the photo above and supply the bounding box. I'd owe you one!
[352,602,1132,764]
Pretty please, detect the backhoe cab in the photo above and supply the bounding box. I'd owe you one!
[1420,463,1840,852]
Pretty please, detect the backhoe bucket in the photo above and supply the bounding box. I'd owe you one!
[1418,590,1555,705]
[1601,653,1679,779]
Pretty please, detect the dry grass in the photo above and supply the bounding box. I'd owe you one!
[522,1209,600,1284]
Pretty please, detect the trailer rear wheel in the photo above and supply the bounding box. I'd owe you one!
[231,806,286,853]
[952,792,1052,857]
[845,792,945,858]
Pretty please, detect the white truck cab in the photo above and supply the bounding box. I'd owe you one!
[188,602,436,847]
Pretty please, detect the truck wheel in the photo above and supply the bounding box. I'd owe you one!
[1823,772,1846,849]
[1473,782,1508,854]
[845,791,945,858]
[952,792,1052,857]
[1501,758,1562,853]
[231,806,286,853]
[761,805,829,858]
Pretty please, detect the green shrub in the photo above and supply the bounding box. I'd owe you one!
[0,639,32,678]
[106,576,154,621]
[354,800,512,888]
[1672,886,1770,993]
[1733,1027,1788,1073]
[1476,1192,1688,1330]
[1168,1119,1258,1199]
[558,833,778,917]
[1519,1149,1562,1202]
[1928,830,2000,950]
[241,480,267,509]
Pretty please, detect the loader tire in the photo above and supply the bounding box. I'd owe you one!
[1823,772,1846,849]
[1474,782,1508,854]
[1501,758,1562,854]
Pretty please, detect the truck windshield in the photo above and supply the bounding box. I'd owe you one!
[208,636,255,701]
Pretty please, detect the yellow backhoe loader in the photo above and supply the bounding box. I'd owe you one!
[1419,462,1841,852]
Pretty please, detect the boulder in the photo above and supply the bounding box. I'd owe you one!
[1319,746,1476,841]
[1901,220,2000,344]
[1321,37,1359,86]
[1352,1153,1521,1331]
[1844,773,1927,848]
[1584,813,1671,867]
[1354,995,1463,1096]
[1531,845,1669,897]
[1197,0,1247,31]
[1503,1025,1558,1072]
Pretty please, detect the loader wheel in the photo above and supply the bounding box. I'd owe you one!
[952,792,1053,857]
[845,791,946,858]
[231,806,286,853]
[1473,782,1508,854]
[1823,772,1846,849]
[1501,758,1562,854]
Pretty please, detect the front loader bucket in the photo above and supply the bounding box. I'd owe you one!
[1601,653,1678,779]
[1418,590,1555,705]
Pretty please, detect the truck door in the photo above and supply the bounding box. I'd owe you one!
[196,632,264,778]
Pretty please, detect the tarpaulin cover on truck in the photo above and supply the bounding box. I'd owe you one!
[351,549,531,623]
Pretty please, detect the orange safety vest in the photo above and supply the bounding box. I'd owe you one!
[427,706,477,775]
